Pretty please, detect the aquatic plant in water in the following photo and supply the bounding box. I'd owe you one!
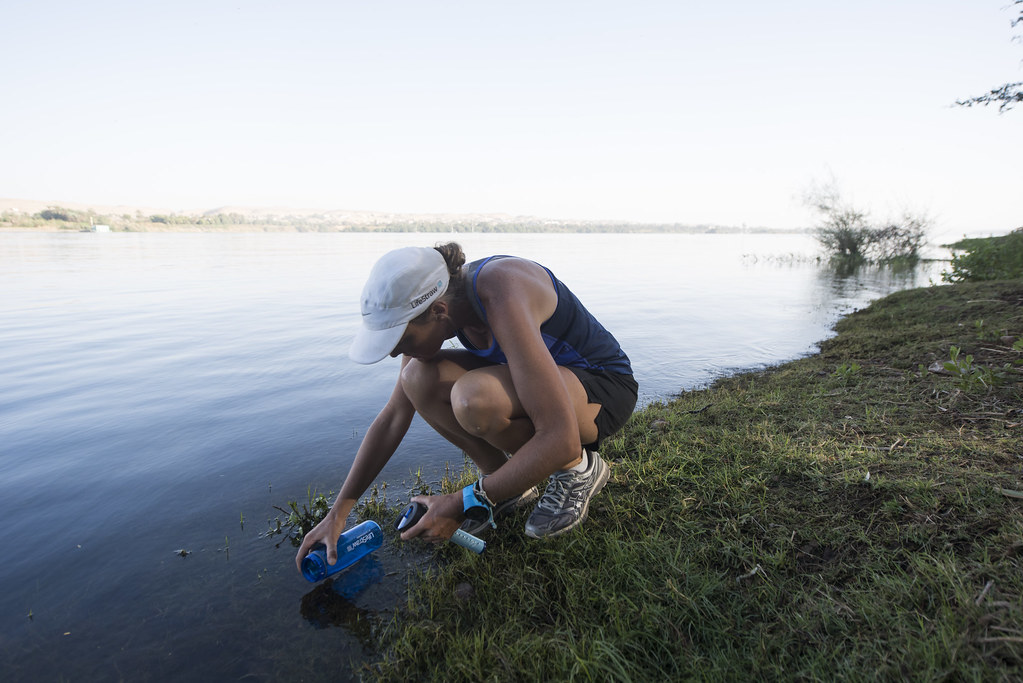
[265,487,335,548]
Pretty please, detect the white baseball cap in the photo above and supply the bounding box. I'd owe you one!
[349,247,450,364]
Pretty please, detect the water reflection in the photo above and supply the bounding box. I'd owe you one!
[815,258,940,309]
[824,254,931,281]
[300,556,385,635]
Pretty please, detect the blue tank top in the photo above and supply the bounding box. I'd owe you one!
[454,256,633,375]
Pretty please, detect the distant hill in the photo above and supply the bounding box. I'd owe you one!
[0,197,576,224]
[0,197,172,217]
[0,197,798,234]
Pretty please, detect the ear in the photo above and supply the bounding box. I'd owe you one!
[430,300,449,318]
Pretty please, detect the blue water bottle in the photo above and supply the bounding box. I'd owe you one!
[300,520,383,582]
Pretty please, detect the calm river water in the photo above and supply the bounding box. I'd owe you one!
[0,231,945,680]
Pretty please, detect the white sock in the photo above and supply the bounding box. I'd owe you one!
[567,449,588,473]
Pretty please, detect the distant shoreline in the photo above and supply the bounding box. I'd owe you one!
[0,224,806,235]
[0,198,804,235]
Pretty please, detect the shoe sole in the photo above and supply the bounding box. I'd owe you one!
[524,456,609,539]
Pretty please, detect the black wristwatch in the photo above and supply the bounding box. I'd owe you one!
[462,479,496,528]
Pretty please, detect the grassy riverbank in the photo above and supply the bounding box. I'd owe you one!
[361,278,1022,681]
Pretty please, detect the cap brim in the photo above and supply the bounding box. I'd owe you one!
[348,322,407,365]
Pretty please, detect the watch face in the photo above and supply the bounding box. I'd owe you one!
[464,505,489,522]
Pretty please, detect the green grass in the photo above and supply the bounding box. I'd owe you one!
[358,278,1023,682]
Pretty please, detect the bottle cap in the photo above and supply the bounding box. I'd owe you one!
[300,550,328,582]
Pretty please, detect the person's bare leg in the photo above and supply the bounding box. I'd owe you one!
[447,363,609,539]
[400,351,508,474]
[449,365,600,467]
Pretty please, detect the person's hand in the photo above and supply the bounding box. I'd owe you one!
[294,511,347,572]
[400,492,463,543]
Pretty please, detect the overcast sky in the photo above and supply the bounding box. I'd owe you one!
[1,1,1020,239]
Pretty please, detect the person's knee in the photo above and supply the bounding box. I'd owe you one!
[450,373,509,438]
[399,359,440,408]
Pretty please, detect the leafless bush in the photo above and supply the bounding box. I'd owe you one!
[804,182,928,262]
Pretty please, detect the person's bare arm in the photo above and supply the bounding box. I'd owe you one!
[295,361,415,569]
[472,259,582,501]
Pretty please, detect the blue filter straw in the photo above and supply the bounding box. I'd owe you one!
[300,520,383,582]
[394,501,486,554]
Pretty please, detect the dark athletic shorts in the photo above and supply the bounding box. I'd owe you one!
[566,368,639,450]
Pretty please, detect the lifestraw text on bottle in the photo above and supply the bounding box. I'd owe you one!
[347,531,375,553]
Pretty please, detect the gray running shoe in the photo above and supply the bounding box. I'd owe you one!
[524,449,609,539]
[460,486,539,536]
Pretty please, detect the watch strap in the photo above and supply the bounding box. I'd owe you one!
[474,477,497,508]
[462,483,496,529]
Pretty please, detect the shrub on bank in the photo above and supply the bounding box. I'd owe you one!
[942,228,1023,282]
